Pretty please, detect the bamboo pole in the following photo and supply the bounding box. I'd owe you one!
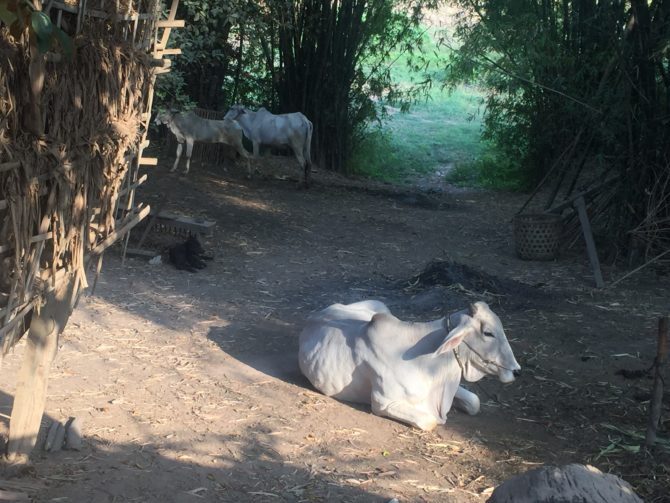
[7,273,78,461]
[645,317,668,447]
[575,196,605,288]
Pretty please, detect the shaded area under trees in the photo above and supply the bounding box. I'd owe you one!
[448,0,670,261]
[158,0,437,172]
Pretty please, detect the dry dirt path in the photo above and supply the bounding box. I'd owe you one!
[0,160,667,502]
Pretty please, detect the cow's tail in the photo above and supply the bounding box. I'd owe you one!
[303,117,314,186]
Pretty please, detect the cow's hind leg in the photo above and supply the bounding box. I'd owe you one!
[371,393,440,431]
[303,161,311,187]
[291,144,309,187]
[171,143,183,172]
[453,385,480,416]
[184,140,194,174]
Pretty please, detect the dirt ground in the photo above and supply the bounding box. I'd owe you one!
[1,154,668,502]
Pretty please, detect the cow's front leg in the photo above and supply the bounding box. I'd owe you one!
[184,140,194,174]
[246,156,252,178]
[233,140,252,178]
[171,143,183,172]
[453,385,480,416]
[371,393,441,431]
[247,141,261,179]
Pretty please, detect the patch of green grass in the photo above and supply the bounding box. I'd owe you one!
[349,84,486,184]
[445,147,527,191]
[386,85,484,170]
[351,24,528,191]
[348,128,406,182]
[350,27,489,186]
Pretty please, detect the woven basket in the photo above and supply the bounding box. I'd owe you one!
[514,213,563,261]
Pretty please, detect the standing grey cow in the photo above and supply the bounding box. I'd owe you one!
[224,105,313,186]
[298,300,520,431]
[154,110,250,175]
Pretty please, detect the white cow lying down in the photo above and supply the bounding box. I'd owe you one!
[298,300,521,431]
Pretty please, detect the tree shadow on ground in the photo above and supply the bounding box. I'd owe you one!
[4,419,395,502]
[34,162,666,500]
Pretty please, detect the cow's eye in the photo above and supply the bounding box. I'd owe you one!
[483,331,495,338]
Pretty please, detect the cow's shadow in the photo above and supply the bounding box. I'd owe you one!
[206,319,307,386]
[206,320,378,416]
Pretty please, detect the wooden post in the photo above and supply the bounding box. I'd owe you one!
[6,274,78,461]
[645,317,668,447]
[574,196,605,288]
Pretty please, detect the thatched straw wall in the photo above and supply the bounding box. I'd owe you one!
[0,0,168,354]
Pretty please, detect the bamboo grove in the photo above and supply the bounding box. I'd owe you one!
[449,0,670,260]
[161,0,669,262]
[158,0,436,171]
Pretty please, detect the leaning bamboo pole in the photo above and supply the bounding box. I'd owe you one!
[645,317,668,448]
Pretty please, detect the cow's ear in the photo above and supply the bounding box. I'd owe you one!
[468,303,478,317]
[435,323,472,356]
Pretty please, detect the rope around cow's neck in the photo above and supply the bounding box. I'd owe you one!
[446,313,516,374]
[446,314,469,375]
[454,341,517,373]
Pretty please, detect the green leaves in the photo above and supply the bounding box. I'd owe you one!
[0,1,73,59]
[31,11,53,53]
[0,2,17,26]
[30,11,73,59]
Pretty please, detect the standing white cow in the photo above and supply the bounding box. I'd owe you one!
[154,110,250,175]
[298,300,521,431]
[224,105,313,186]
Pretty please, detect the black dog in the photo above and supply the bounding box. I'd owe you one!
[168,235,212,272]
